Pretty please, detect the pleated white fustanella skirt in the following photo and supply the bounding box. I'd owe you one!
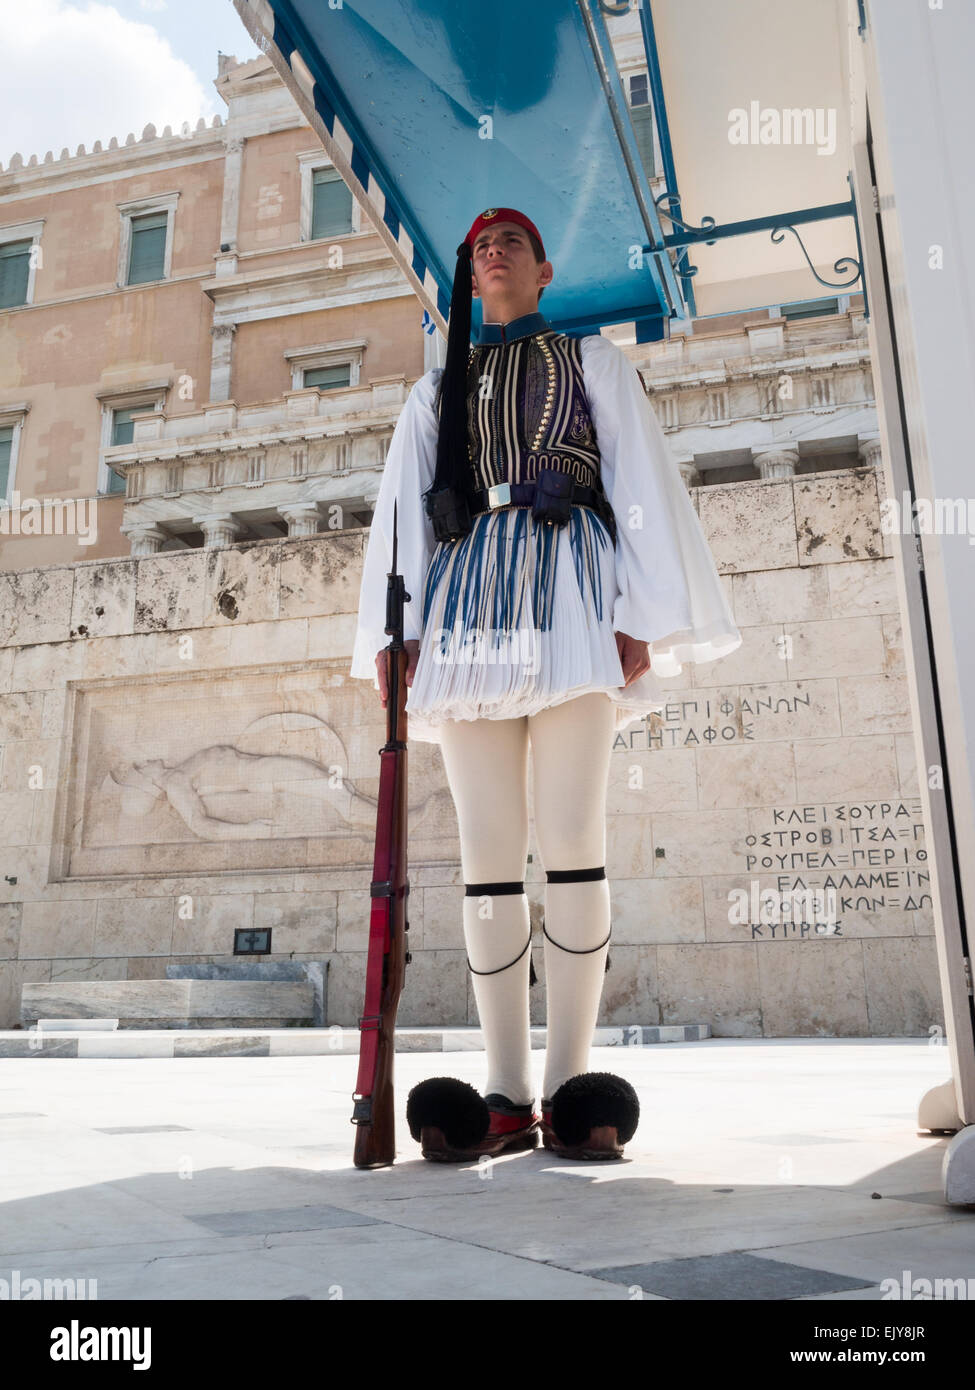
[402,503,667,745]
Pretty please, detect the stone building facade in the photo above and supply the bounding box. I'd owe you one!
[0,53,434,570]
[0,454,939,1035]
[0,55,940,1035]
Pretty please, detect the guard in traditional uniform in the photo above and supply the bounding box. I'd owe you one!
[351,207,741,1160]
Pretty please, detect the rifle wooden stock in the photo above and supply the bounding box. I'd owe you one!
[352,502,411,1168]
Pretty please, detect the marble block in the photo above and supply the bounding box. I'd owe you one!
[795,471,883,566]
[69,561,137,639]
[0,569,74,647]
[698,480,797,573]
[20,979,315,1028]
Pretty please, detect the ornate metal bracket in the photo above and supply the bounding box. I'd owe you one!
[654,193,717,241]
[769,224,862,291]
[653,193,714,280]
[653,191,864,295]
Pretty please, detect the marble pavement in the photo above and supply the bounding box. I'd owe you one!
[0,1037,972,1301]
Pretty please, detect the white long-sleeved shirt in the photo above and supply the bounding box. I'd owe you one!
[349,332,741,688]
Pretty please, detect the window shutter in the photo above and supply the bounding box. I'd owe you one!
[0,426,13,498]
[781,297,839,321]
[303,364,352,390]
[0,239,32,309]
[108,408,140,493]
[111,408,139,446]
[311,171,354,239]
[127,212,168,285]
[630,105,655,179]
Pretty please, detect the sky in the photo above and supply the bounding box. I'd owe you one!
[0,0,261,164]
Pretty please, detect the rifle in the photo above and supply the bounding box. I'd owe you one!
[351,498,412,1167]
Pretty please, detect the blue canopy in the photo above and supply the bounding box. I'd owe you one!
[233,0,685,340]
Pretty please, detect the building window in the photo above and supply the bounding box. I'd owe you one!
[106,408,142,493]
[96,388,168,496]
[0,240,32,309]
[0,406,27,502]
[627,72,655,179]
[117,194,179,287]
[311,170,354,240]
[127,211,168,285]
[0,425,13,499]
[0,220,44,310]
[285,338,366,391]
[297,152,361,243]
[780,296,840,321]
[303,363,352,390]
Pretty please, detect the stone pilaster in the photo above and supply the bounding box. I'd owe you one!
[218,136,245,259]
[209,323,236,403]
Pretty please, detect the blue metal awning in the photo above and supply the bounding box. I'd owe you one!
[233,0,685,340]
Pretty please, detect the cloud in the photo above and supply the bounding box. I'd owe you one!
[0,0,217,164]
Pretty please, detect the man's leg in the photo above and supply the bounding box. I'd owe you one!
[438,715,533,1105]
[528,692,616,1102]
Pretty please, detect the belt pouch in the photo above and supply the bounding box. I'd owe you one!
[422,484,473,541]
[531,466,574,526]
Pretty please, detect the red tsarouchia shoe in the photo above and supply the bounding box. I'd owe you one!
[406,1077,539,1162]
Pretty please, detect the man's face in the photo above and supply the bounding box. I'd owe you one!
[470,221,549,306]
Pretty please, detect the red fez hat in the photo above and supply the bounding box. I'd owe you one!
[464,207,546,258]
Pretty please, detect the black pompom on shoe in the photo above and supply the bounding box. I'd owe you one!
[542,1072,640,1160]
[406,1077,488,1151]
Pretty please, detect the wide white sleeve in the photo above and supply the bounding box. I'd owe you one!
[348,367,442,685]
[579,333,742,677]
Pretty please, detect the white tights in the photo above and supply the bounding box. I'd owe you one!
[437,691,616,1105]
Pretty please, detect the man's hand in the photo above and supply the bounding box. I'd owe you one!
[375,639,420,709]
[615,631,651,687]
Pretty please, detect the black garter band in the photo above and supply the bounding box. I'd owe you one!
[464,881,533,980]
[543,866,612,969]
[463,869,612,978]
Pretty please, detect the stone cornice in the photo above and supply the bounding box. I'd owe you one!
[104,378,415,468]
[94,379,173,403]
[106,417,398,468]
[642,342,873,392]
[201,245,401,301]
[202,260,416,324]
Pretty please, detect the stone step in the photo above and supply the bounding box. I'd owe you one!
[21,981,315,1030]
[36,1019,120,1032]
[0,1022,710,1059]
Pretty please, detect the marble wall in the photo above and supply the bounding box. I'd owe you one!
[0,465,942,1035]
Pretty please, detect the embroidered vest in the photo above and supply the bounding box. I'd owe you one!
[435,330,616,541]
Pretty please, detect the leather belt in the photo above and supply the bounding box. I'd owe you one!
[470,480,606,516]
